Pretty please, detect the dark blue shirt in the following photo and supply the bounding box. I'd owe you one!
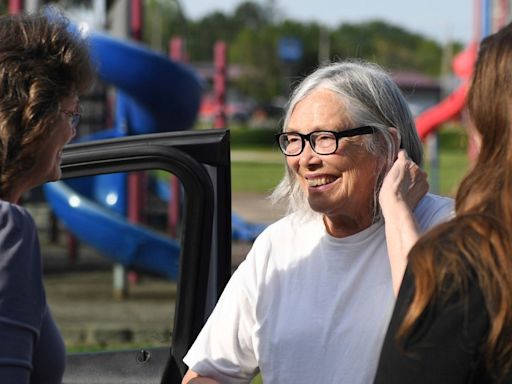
[0,201,65,383]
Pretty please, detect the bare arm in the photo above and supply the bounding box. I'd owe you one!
[379,150,428,295]
[182,369,221,384]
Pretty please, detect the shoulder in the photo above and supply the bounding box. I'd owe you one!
[249,212,323,259]
[414,193,454,232]
[0,201,38,262]
[415,193,454,216]
[0,202,44,329]
[0,200,35,228]
[416,212,501,256]
[236,212,323,287]
[0,200,40,272]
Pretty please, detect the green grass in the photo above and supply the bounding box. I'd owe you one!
[424,124,470,197]
[426,148,469,197]
[231,161,284,193]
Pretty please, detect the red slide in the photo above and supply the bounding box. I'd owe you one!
[416,82,468,139]
[415,42,478,140]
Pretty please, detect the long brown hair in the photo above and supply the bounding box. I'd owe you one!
[398,24,512,379]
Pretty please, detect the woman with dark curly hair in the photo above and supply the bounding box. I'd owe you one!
[374,23,512,384]
[0,10,94,383]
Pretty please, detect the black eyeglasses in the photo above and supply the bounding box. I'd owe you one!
[275,126,377,156]
[61,109,81,129]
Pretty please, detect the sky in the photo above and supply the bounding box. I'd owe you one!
[181,0,474,45]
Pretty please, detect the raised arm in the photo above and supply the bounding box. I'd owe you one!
[379,150,428,295]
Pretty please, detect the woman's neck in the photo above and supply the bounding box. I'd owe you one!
[3,187,23,204]
[323,214,374,238]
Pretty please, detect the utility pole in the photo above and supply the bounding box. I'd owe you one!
[318,26,330,64]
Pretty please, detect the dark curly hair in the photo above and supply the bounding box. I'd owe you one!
[0,9,94,198]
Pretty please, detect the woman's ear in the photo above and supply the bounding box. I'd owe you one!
[388,127,401,156]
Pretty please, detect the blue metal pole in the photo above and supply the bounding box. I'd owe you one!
[481,0,492,37]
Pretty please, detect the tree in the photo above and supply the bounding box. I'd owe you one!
[330,20,445,76]
[143,0,187,53]
[170,0,463,103]
[233,1,268,30]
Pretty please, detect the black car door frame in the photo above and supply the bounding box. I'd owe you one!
[57,129,231,383]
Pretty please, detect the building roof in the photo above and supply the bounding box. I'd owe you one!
[391,71,441,90]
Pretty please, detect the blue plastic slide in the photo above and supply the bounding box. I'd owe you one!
[44,181,180,280]
[89,32,202,135]
[231,212,267,242]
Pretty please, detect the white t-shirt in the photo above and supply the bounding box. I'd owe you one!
[184,193,454,384]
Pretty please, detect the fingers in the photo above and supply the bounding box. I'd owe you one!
[396,149,410,164]
[379,149,429,211]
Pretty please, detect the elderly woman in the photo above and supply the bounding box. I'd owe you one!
[0,11,93,383]
[182,61,453,384]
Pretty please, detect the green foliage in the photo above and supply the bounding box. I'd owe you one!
[143,0,187,52]
[230,26,283,101]
[331,20,444,76]
[231,127,277,149]
[149,0,465,103]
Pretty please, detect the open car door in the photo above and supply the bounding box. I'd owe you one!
[52,129,231,384]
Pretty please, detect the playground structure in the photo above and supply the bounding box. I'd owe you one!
[41,31,203,281]
[41,28,266,281]
[8,1,268,283]
[415,0,512,140]
[7,0,511,281]
[6,0,512,382]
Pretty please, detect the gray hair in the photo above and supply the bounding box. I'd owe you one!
[270,60,422,219]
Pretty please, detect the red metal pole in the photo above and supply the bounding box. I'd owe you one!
[127,0,145,286]
[130,0,143,40]
[128,0,145,228]
[498,0,509,29]
[170,37,184,61]
[214,41,227,129]
[168,180,181,237]
[8,0,23,14]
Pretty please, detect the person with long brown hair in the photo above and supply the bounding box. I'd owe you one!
[373,23,512,384]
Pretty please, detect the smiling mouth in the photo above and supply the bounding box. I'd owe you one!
[306,176,338,187]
